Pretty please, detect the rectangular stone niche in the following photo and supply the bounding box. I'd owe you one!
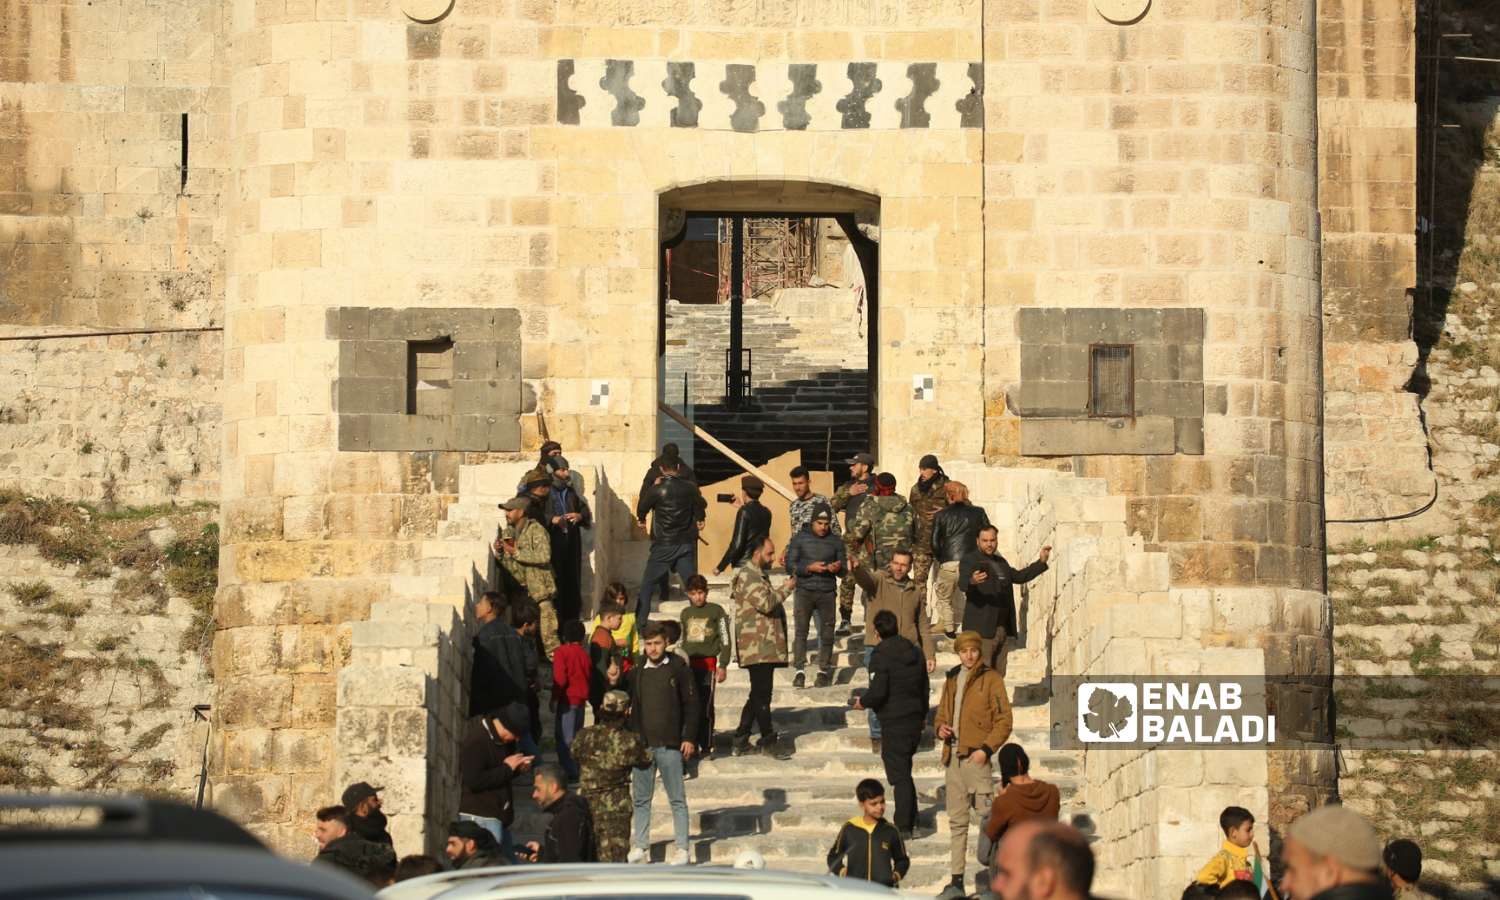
[328,307,522,452]
[1016,307,1205,456]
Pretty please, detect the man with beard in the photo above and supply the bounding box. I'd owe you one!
[989,820,1094,900]
[1279,805,1394,900]
[313,805,396,885]
[731,536,795,759]
[930,481,991,637]
[340,782,392,848]
[906,454,949,613]
[959,526,1051,677]
[831,452,878,635]
[523,764,597,863]
[634,452,707,620]
[445,820,510,870]
[543,455,592,623]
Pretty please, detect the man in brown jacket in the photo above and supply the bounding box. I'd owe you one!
[933,630,1013,898]
[849,549,936,752]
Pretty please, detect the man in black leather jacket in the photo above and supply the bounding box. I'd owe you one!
[715,475,772,575]
[634,453,707,619]
[930,481,992,637]
[957,526,1050,676]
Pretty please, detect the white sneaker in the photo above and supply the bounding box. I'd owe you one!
[670,849,691,866]
[627,847,648,864]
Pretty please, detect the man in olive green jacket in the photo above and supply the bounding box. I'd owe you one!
[731,536,795,758]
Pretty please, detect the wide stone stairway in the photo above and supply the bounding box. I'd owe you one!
[509,572,1092,894]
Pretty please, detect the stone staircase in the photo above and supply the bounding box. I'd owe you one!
[505,572,1092,894]
[662,296,870,484]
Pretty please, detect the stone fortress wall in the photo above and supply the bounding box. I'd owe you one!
[0,0,1461,888]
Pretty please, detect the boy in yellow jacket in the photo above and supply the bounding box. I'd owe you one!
[1195,806,1256,888]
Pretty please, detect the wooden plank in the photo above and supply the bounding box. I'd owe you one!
[657,402,797,501]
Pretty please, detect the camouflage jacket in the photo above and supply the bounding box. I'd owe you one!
[732,561,792,667]
[831,475,877,536]
[788,492,840,536]
[571,721,650,796]
[501,516,556,601]
[907,474,949,553]
[848,494,914,559]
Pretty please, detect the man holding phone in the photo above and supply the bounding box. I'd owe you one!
[958,527,1051,677]
[458,706,533,862]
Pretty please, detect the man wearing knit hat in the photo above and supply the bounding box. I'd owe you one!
[934,629,1014,898]
[907,453,949,614]
[1280,805,1393,900]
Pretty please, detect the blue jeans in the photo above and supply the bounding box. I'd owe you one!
[555,702,584,781]
[864,646,881,739]
[631,746,690,853]
[458,811,514,858]
[637,542,697,619]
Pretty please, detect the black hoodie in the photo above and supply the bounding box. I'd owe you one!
[346,810,393,847]
[827,816,910,887]
[860,634,929,734]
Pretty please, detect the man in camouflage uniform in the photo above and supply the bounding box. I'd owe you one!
[906,454,949,614]
[495,496,560,657]
[831,452,878,635]
[848,472,915,573]
[731,536,795,759]
[571,689,651,863]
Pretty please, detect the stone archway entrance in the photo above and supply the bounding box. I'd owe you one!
[655,181,880,486]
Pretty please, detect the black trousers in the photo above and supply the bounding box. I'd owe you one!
[689,664,717,751]
[736,663,776,739]
[880,726,922,832]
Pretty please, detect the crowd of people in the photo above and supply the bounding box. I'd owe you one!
[304,440,1439,900]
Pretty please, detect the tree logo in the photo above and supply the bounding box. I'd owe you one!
[1077,683,1138,742]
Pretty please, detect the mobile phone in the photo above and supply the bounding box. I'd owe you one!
[716,493,735,503]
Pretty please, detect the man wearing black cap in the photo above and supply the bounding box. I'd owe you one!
[340,782,393,848]
[634,451,707,619]
[784,505,847,687]
[908,454,949,614]
[640,442,698,497]
[832,452,878,635]
[458,705,534,860]
[314,805,397,884]
[446,820,510,869]
[543,455,592,623]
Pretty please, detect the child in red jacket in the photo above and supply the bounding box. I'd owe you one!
[552,619,591,782]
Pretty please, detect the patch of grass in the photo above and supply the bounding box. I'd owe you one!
[0,635,93,731]
[1410,635,1444,674]
[131,723,172,753]
[166,524,218,653]
[93,635,124,652]
[112,535,163,572]
[5,580,54,607]
[36,529,102,568]
[79,441,94,455]
[41,600,87,626]
[143,759,175,782]
[116,571,167,611]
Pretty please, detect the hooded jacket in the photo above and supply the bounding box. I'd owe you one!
[827,815,910,887]
[345,810,393,847]
[860,634,929,733]
[982,780,1061,844]
[459,717,521,824]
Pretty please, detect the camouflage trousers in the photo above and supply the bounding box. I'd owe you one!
[837,543,872,615]
[538,597,559,658]
[584,786,632,862]
[910,550,934,607]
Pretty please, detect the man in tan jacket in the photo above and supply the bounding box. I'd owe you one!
[849,549,936,752]
[933,630,1013,898]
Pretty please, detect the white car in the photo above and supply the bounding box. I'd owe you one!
[379,864,924,900]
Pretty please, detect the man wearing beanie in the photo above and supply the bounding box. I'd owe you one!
[1280,805,1393,900]
[458,705,534,860]
[907,453,949,613]
[934,629,1013,898]
[1383,839,1435,900]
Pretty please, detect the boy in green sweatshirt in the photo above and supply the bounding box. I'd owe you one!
[678,574,730,757]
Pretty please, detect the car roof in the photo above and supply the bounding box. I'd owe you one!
[379,864,905,900]
[0,843,377,899]
[0,794,374,900]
